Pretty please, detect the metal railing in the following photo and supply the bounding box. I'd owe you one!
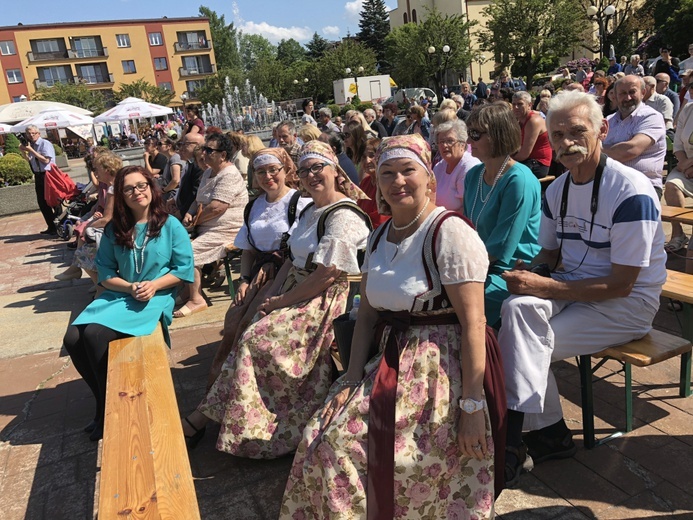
[68,47,109,59]
[27,50,68,62]
[178,64,216,77]
[174,40,212,52]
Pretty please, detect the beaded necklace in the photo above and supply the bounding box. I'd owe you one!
[470,155,510,228]
[132,226,150,274]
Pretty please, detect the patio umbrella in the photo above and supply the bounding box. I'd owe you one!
[0,123,12,134]
[0,100,92,124]
[11,109,94,133]
[93,97,173,123]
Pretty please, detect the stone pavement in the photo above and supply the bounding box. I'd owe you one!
[1,210,693,519]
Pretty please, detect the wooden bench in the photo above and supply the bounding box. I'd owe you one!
[660,206,693,225]
[578,269,693,449]
[100,325,201,519]
[222,244,243,298]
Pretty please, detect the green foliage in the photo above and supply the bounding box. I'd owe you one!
[357,0,391,66]
[277,39,306,66]
[114,79,175,106]
[385,8,475,95]
[478,0,586,85]
[3,134,21,155]
[340,104,356,115]
[306,33,330,61]
[313,40,378,102]
[195,68,245,107]
[0,153,33,186]
[653,0,693,57]
[596,56,610,72]
[32,82,105,113]
[327,104,341,118]
[239,33,277,72]
[356,101,373,112]
[199,6,241,71]
[53,144,63,156]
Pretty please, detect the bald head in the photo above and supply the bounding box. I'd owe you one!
[178,132,205,160]
[654,73,670,94]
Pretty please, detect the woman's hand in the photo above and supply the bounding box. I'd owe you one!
[234,281,249,305]
[92,211,103,220]
[257,295,282,317]
[182,213,194,227]
[130,281,157,301]
[457,411,488,461]
[320,387,352,428]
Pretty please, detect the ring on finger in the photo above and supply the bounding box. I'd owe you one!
[472,444,481,450]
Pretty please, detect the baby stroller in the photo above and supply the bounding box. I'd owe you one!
[53,181,97,241]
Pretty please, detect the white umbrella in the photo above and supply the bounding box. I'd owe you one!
[0,123,12,134]
[11,108,94,132]
[93,97,173,123]
[0,100,92,124]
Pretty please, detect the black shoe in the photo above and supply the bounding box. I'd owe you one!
[505,443,534,488]
[67,241,78,249]
[40,228,57,235]
[183,417,206,450]
[83,419,98,433]
[523,430,577,465]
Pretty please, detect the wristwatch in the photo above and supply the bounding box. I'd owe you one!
[459,397,486,414]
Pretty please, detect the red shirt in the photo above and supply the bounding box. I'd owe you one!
[358,175,389,228]
[521,111,552,166]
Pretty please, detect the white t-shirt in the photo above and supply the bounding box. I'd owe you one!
[288,199,370,274]
[234,189,310,252]
[362,207,489,311]
[433,153,481,211]
[540,157,667,309]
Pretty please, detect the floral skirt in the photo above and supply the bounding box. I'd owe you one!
[198,270,349,459]
[280,322,495,519]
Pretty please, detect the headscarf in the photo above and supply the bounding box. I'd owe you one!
[250,147,298,190]
[298,140,369,201]
[373,134,436,215]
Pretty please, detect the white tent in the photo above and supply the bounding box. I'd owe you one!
[0,100,92,124]
[0,123,12,134]
[93,97,173,122]
[11,109,94,133]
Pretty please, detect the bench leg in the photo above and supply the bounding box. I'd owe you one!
[624,363,633,432]
[223,256,235,299]
[680,351,692,398]
[578,355,596,449]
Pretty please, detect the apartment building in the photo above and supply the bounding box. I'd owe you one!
[0,17,216,107]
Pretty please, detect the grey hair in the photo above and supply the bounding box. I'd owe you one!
[546,91,604,137]
[26,124,39,133]
[372,103,382,111]
[434,118,468,143]
[643,76,656,88]
[630,54,640,62]
[318,107,332,118]
[614,75,646,94]
[364,108,376,118]
[439,98,457,111]
[512,91,532,104]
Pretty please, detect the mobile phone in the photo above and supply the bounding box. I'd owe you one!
[529,263,552,278]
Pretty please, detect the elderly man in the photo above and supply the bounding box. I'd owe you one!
[603,76,667,198]
[624,54,645,76]
[499,91,666,486]
[680,44,693,72]
[607,56,621,75]
[460,81,477,111]
[276,121,302,165]
[167,132,206,218]
[317,107,340,133]
[363,108,388,138]
[19,125,57,234]
[643,76,674,133]
[654,72,681,116]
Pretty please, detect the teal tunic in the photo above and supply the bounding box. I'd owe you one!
[463,162,541,327]
[72,217,195,345]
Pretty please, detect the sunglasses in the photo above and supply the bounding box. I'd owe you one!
[202,146,222,154]
[467,128,487,141]
[297,162,330,178]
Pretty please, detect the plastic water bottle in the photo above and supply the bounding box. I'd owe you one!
[349,295,361,320]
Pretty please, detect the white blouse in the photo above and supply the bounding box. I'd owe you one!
[234,190,310,252]
[288,199,370,274]
[363,207,489,311]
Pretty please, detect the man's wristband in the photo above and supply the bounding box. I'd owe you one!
[239,275,251,283]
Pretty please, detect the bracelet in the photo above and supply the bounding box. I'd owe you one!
[338,380,361,388]
[239,275,251,283]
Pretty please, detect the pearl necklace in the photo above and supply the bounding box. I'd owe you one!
[391,202,428,231]
[470,155,511,227]
[133,227,150,274]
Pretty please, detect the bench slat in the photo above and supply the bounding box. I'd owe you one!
[662,269,693,305]
[593,329,692,367]
[660,206,693,225]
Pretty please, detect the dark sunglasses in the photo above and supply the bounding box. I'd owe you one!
[467,128,487,141]
[202,146,221,154]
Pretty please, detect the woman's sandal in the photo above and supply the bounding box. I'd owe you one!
[505,444,533,488]
[668,300,683,312]
[183,417,206,450]
[173,302,208,318]
[664,235,689,253]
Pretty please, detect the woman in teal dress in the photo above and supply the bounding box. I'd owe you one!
[463,103,541,328]
[64,165,194,441]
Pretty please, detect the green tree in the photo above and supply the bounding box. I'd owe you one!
[113,79,175,106]
[314,40,378,102]
[357,0,391,66]
[385,9,475,95]
[277,38,306,66]
[306,32,330,61]
[32,82,105,113]
[239,33,277,72]
[199,6,241,71]
[577,0,643,59]
[478,0,586,84]
[194,68,246,107]
[635,0,693,57]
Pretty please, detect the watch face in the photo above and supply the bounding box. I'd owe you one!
[462,400,476,413]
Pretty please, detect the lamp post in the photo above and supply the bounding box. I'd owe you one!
[345,66,364,102]
[181,91,188,111]
[19,94,27,102]
[427,45,451,98]
[586,4,616,60]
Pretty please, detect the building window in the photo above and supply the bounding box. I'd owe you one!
[12,96,24,102]
[0,40,16,55]
[158,82,172,91]
[7,69,23,84]
[412,9,417,23]
[403,13,408,24]
[122,60,136,74]
[154,57,168,71]
[148,32,163,46]
[116,34,131,48]
[36,39,61,54]
[73,37,101,58]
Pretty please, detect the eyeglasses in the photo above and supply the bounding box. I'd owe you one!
[180,141,196,146]
[297,162,330,178]
[123,181,150,196]
[202,146,222,154]
[468,128,487,141]
[156,142,163,147]
[255,166,283,177]
[437,139,461,148]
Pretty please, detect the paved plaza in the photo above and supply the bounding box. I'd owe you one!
[1,209,692,519]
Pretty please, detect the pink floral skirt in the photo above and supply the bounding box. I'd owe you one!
[280,322,495,519]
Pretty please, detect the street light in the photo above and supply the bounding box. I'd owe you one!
[181,91,188,110]
[19,94,27,102]
[586,4,616,59]
[427,45,452,96]
[345,67,364,101]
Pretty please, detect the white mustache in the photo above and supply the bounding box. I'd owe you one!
[557,145,589,159]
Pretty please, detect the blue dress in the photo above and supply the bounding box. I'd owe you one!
[463,162,541,327]
[72,217,195,345]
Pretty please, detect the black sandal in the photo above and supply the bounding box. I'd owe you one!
[505,443,533,488]
[183,417,206,450]
[668,300,683,312]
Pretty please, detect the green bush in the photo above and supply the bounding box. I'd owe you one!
[327,104,341,118]
[340,103,356,115]
[0,153,33,186]
[356,101,373,112]
[4,134,21,155]
[53,143,63,156]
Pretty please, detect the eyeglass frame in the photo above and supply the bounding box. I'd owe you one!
[467,128,487,141]
[436,138,463,148]
[254,166,284,177]
[201,146,222,154]
[297,162,331,179]
[123,181,151,196]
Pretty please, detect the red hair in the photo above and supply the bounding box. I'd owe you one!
[112,166,169,249]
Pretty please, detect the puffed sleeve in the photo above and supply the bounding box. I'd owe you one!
[436,217,489,284]
[95,225,119,284]
[312,207,370,275]
[168,218,195,283]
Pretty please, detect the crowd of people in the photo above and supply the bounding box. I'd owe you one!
[27,43,691,518]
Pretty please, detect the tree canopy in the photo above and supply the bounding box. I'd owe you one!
[313,40,378,101]
[306,32,330,61]
[357,0,391,66]
[199,5,241,71]
[32,82,106,113]
[113,79,175,106]
[277,39,306,66]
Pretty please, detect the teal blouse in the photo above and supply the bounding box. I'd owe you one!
[72,217,195,344]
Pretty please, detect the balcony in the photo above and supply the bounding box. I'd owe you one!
[27,51,68,63]
[77,73,114,86]
[174,40,212,52]
[178,64,216,77]
[184,90,200,100]
[68,47,109,59]
[34,77,75,89]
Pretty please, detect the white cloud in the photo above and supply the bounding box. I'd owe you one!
[345,0,364,23]
[238,21,313,44]
[322,25,340,37]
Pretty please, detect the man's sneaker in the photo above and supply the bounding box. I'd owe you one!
[523,430,577,464]
[505,443,534,488]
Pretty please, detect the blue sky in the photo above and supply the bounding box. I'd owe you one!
[2,0,395,45]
